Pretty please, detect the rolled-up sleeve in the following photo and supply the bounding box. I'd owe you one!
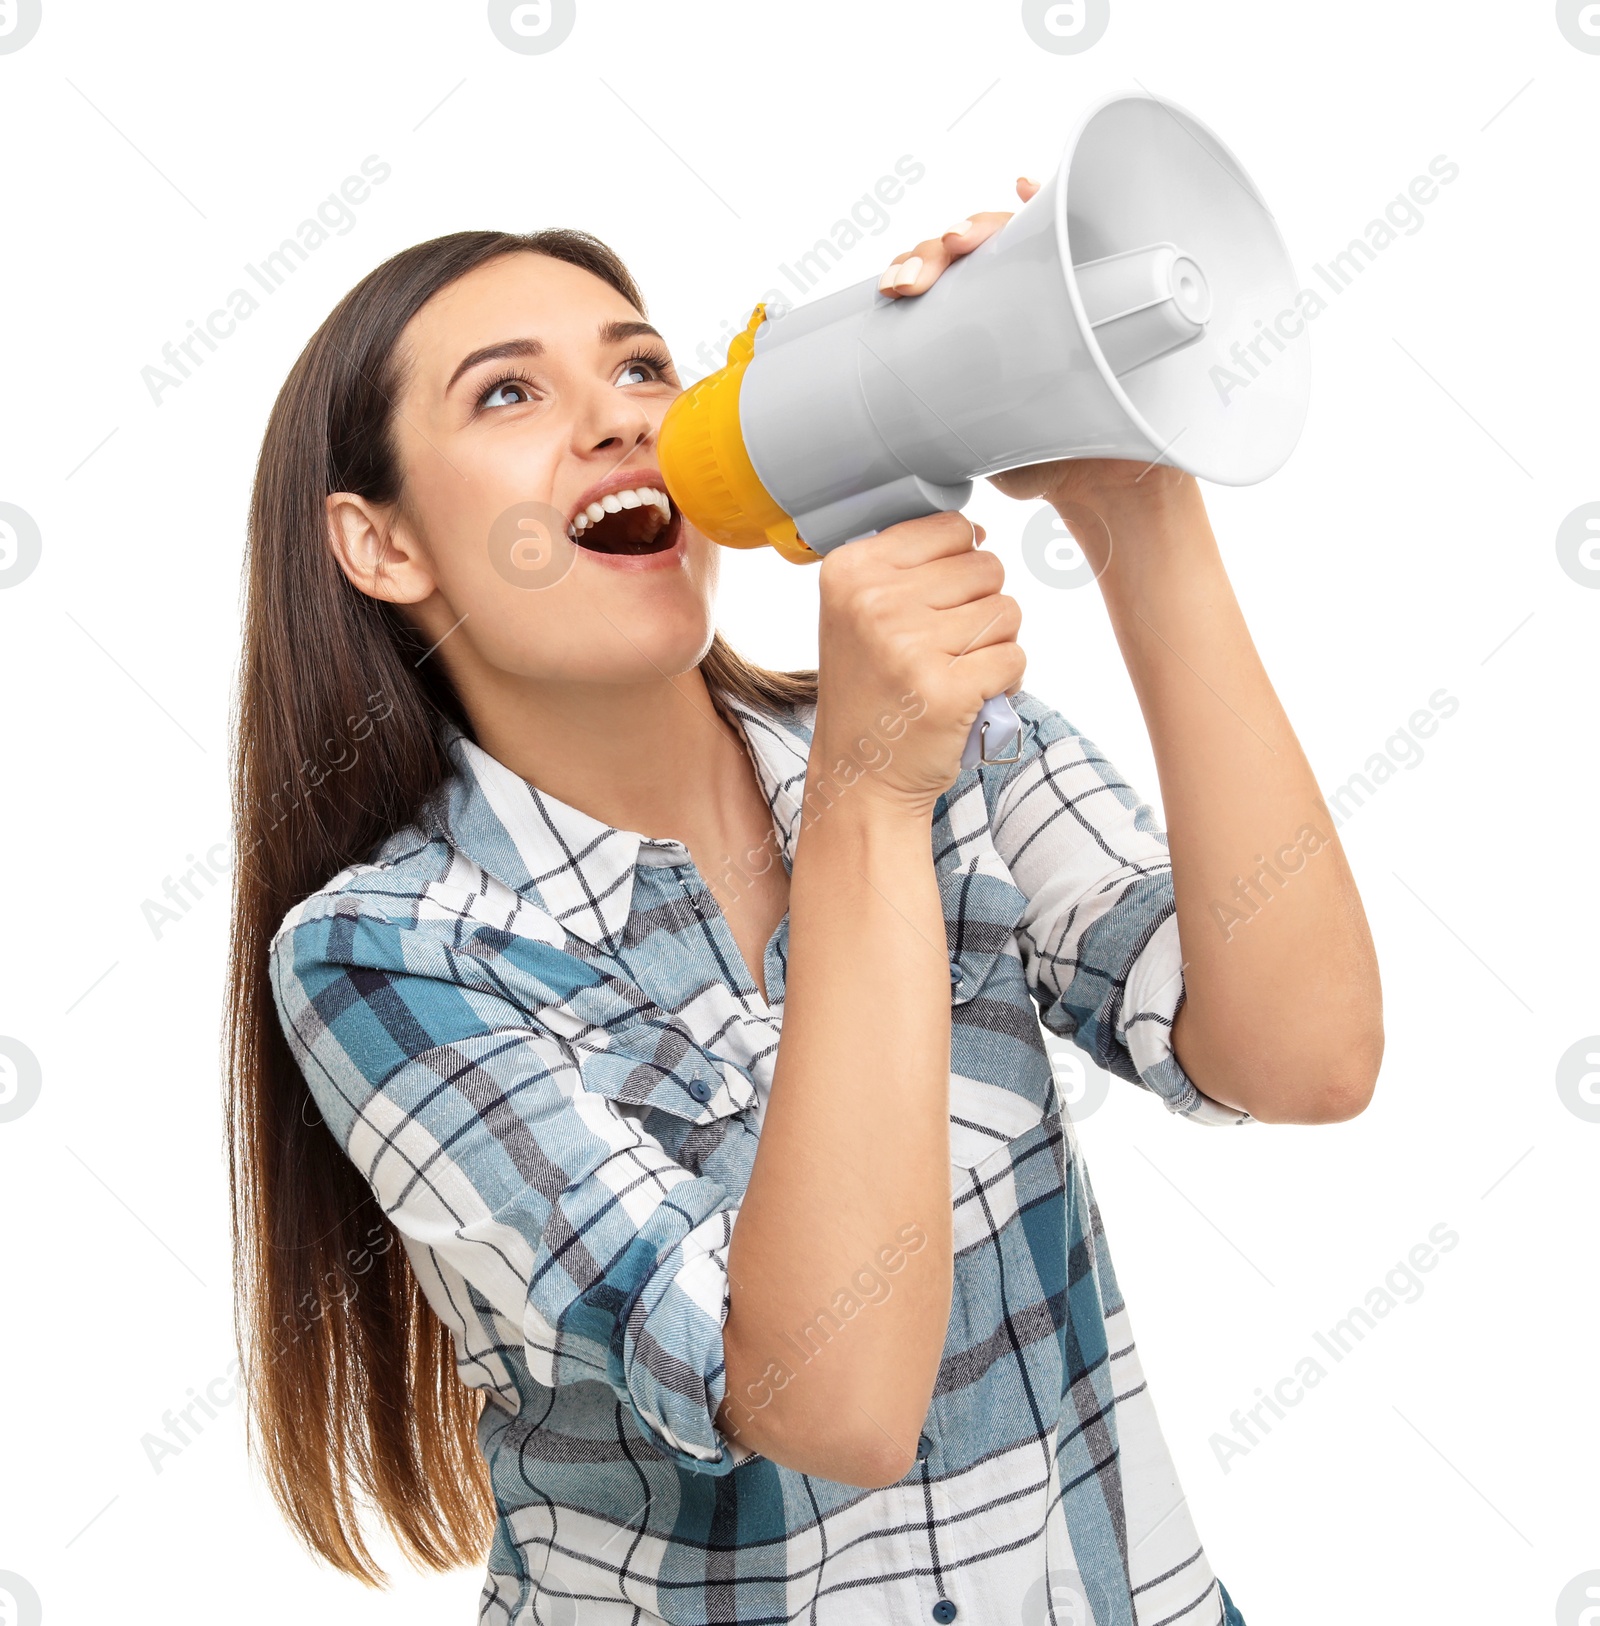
[269,898,751,1472]
[988,692,1251,1127]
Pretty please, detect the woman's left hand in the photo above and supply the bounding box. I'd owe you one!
[874,175,1041,301]
[878,176,1192,517]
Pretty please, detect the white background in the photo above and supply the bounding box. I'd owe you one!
[0,2,1595,1622]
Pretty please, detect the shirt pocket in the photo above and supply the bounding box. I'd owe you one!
[941,859,1054,1169]
[573,1018,756,1127]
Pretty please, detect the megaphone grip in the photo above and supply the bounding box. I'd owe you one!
[837,525,1023,773]
[960,694,1023,772]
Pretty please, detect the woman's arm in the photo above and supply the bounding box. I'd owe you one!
[1020,463,1384,1123]
[883,181,1383,1127]
[715,511,1025,1488]
[716,790,953,1486]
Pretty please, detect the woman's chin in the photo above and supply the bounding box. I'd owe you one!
[570,603,716,682]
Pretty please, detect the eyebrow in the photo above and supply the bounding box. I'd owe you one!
[446,319,666,396]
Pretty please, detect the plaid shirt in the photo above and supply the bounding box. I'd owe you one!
[269,686,1252,1626]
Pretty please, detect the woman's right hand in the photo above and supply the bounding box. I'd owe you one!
[810,510,1026,815]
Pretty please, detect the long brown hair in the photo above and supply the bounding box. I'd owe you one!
[223,227,817,1585]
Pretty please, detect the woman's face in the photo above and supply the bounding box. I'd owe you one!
[331,250,717,691]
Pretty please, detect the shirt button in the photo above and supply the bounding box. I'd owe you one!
[948,961,964,990]
[931,1602,958,1623]
[686,1077,712,1103]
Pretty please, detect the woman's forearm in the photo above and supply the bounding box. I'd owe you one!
[1080,475,1383,1123]
[716,749,953,1487]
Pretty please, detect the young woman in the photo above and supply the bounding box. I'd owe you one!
[225,183,1382,1626]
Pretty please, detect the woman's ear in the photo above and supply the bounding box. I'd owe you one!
[325,491,437,605]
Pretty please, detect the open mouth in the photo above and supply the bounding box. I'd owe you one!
[567,485,682,556]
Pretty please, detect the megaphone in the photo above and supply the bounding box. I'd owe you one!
[659,90,1310,769]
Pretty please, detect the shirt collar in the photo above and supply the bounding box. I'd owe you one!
[428,690,816,956]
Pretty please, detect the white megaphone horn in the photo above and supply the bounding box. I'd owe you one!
[658,90,1311,769]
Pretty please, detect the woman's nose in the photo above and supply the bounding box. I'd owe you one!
[581,389,655,455]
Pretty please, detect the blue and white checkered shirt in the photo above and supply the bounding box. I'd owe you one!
[269,686,1251,1626]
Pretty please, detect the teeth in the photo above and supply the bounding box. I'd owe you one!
[566,486,672,539]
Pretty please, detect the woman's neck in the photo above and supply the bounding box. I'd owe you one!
[462,662,759,848]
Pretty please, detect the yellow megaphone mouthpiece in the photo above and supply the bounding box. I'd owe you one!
[657,304,820,567]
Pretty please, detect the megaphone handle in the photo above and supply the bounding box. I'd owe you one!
[961,693,1023,771]
[838,524,1024,774]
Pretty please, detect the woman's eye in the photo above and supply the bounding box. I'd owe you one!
[481,379,535,408]
[616,361,656,387]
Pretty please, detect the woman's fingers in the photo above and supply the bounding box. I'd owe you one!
[939,591,1023,658]
[917,544,1007,610]
[875,174,1046,299]
[877,208,1015,298]
[870,509,986,569]
[952,635,1029,703]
